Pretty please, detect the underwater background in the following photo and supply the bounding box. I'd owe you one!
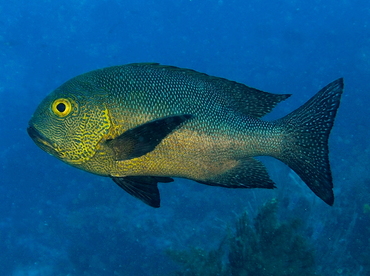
[1,0,370,275]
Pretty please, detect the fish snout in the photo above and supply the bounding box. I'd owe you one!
[27,125,59,157]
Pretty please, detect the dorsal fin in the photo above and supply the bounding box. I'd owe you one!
[127,63,291,118]
[225,83,291,117]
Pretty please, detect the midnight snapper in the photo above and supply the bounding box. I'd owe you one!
[27,63,343,207]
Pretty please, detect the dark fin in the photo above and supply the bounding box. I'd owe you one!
[226,84,291,118]
[111,176,174,208]
[196,157,276,189]
[276,78,344,206]
[129,63,290,118]
[106,114,193,161]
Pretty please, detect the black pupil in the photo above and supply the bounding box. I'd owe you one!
[56,103,66,113]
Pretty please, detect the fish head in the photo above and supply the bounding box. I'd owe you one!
[28,78,111,166]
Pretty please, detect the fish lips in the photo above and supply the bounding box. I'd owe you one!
[27,125,59,157]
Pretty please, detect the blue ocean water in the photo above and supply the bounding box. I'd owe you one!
[1,0,369,275]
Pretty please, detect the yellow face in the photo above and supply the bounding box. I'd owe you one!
[28,83,111,166]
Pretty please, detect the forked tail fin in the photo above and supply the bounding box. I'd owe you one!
[276,78,344,205]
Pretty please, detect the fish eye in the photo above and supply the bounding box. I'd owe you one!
[51,98,72,117]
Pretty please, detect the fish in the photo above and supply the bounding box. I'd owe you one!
[27,63,343,208]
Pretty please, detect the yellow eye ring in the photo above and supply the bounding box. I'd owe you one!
[51,98,72,117]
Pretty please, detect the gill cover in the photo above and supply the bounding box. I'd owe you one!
[58,97,111,164]
[30,87,111,165]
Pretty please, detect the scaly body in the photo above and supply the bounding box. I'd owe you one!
[28,63,343,207]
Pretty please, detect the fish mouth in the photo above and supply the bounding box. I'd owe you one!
[27,125,59,157]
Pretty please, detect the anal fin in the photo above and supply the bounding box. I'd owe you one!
[196,158,275,189]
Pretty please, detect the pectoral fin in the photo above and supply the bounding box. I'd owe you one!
[111,176,174,208]
[106,114,193,161]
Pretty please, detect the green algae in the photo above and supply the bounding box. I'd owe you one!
[167,199,317,276]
